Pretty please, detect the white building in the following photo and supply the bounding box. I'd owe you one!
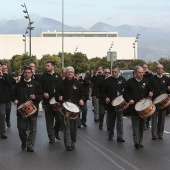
[0,31,137,60]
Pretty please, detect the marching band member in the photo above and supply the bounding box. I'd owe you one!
[11,67,43,152]
[103,66,126,142]
[123,66,153,149]
[1,64,16,128]
[55,66,86,151]
[39,61,62,143]
[0,63,12,139]
[150,64,170,140]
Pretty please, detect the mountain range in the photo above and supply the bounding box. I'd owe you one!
[0,15,170,61]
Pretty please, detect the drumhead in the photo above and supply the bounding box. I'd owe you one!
[49,97,56,104]
[135,99,151,111]
[154,93,168,104]
[112,95,124,106]
[62,102,80,113]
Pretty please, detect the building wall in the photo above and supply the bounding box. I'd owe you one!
[0,34,137,60]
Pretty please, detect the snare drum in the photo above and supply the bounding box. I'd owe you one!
[135,98,156,118]
[154,93,170,110]
[17,100,37,118]
[49,97,61,112]
[61,101,80,119]
[111,95,129,112]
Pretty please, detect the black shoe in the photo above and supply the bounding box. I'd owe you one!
[139,144,144,147]
[158,136,163,139]
[66,146,72,151]
[27,147,34,152]
[49,139,55,143]
[21,142,26,150]
[108,136,113,140]
[99,124,103,130]
[94,118,99,122]
[143,125,147,130]
[117,138,125,142]
[152,137,157,140]
[71,143,75,149]
[82,122,87,127]
[1,134,7,139]
[7,122,11,128]
[78,125,81,128]
[55,133,61,140]
[134,144,140,149]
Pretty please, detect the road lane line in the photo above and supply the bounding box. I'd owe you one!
[78,134,125,170]
[164,131,170,134]
[78,132,140,170]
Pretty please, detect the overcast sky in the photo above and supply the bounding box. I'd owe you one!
[1,0,170,28]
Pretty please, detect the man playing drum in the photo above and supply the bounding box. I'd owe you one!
[102,65,126,142]
[123,66,153,149]
[11,67,43,152]
[55,66,86,151]
[39,61,62,143]
[150,64,170,140]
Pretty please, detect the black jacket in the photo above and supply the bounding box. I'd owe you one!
[39,72,62,104]
[0,73,12,103]
[150,75,170,100]
[11,79,43,116]
[102,76,126,110]
[55,77,86,106]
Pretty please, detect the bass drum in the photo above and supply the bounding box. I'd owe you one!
[135,98,156,118]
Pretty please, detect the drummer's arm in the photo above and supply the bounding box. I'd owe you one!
[33,83,44,102]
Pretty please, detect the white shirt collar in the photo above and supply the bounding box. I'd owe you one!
[48,71,54,75]
[157,74,163,78]
[135,78,142,82]
[24,78,31,82]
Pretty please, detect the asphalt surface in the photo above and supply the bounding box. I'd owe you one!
[1,101,170,170]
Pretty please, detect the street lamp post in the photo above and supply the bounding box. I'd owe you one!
[108,41,114,74]
[21,3,34,57]
[74,46,78,53]
[133,33,140,60]
[22,28,28,54]
[61,0,64,68]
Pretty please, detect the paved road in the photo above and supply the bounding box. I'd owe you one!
[1,101,170,170]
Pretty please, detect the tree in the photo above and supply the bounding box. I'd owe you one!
[57,52,73,68]
[128,59,146,70]
[89,57,101,70]
[72,52,89,72]
[10,55,23,73]
[38,54,61,73]
[147,61,158,73]
[21,54,38,70]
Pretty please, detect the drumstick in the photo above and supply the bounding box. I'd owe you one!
[65,102,69,107]
[161,87,168,94]
[143,98,148,105]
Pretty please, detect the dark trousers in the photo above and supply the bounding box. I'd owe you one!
[17,115,37,148]
[107,109,124,139]
[152,109,166,138]
[78,102,87,123]
[0,103,6,134]
[99,100,109,129]
[5,102,12,123]
[44,104,61,141]
[131,112,144,145]
[63,119,77,148]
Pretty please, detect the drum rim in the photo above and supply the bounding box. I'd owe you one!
[112,95,124,106]
[62,101,80,113]
[135,99,152,111]
[154,93,168,104]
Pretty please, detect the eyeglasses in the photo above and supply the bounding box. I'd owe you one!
[143,67,148,68]
[156,68,163,69]
[105,72,110,74]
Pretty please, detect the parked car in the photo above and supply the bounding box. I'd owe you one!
[119,70,134,116]
[119,70,134,80]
